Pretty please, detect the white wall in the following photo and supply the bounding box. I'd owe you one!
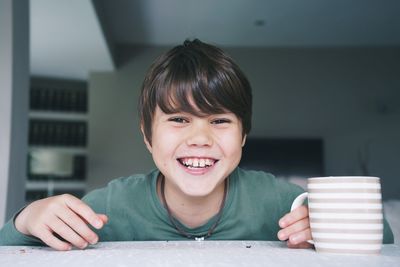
[87,45,400,199]
[228,47,400,199]
[87,47,162,190]
[0,0,29,226]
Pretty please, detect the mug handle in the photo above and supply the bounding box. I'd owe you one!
[290,192,314,245]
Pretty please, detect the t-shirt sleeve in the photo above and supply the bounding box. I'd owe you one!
[383,216,394,244]
[260,176,305,239]
[81,187,110,241]
[81,187,107,215]
[0,208,45,246]
[275,178,305,218]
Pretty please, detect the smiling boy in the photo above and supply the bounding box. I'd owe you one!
[0,39,393,250]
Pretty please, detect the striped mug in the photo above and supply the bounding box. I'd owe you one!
[291,176,383,255]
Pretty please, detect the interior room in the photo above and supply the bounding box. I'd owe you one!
[1,0,399,244]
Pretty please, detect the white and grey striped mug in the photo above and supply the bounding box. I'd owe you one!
[291,176,383,255]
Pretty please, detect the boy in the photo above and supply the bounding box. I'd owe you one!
[0,40,393,250]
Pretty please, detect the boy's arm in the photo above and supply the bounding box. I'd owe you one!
[0,208,44,246]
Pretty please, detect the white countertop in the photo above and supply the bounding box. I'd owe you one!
[0,241,399,267]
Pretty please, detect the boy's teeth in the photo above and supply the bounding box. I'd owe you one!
[193,159,199,167]
[199,159,205,167]
[180,158,216,168]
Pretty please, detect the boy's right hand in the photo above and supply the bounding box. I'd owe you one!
[15,194,108,251]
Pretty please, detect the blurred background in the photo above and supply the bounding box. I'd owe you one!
[1,1,399,234]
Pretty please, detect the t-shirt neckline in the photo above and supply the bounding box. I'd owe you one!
[148,168,237,237]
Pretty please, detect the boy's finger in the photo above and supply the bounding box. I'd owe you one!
[49,217,89,249]
[287,239,314,249]
[278,217,310,241]
[288,228,312,245]
[76,213,107,225]
[98,214,108,224]
[63,195,103,229]
[279,205,308,228]
[37,227,72,251]
[57,207,99,245]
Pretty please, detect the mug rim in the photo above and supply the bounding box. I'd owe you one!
[308,176,380,180]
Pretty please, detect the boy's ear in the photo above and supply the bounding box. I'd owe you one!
[241,134,247,147]
[140,124,153,153]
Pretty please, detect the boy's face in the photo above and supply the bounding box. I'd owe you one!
[143,105,246,198]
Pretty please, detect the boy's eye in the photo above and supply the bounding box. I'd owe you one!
[168,117,189,123]
[211,119,231,124]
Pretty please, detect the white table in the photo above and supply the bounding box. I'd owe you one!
[0,241,399,267]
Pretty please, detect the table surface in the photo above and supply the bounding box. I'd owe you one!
[0,241,399,267]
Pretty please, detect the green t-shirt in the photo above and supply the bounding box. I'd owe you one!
[0,168,394,245]
[83,168,304,241]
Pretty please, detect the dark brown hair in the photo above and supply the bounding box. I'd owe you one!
[138,39,252,145]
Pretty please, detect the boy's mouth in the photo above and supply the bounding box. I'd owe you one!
[177,157,218,169]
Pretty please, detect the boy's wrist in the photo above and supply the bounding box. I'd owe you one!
[14,206,30,236]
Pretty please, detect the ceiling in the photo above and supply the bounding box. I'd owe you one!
[30,0,114,80]
[99,0,400,47]
[30,0,400,80]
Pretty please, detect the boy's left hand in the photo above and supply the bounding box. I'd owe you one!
[277,205,314,249]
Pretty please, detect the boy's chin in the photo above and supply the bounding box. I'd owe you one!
[180,189,217,198]
[178,179,226,198]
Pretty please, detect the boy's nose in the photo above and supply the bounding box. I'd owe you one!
[185,122,213,147]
